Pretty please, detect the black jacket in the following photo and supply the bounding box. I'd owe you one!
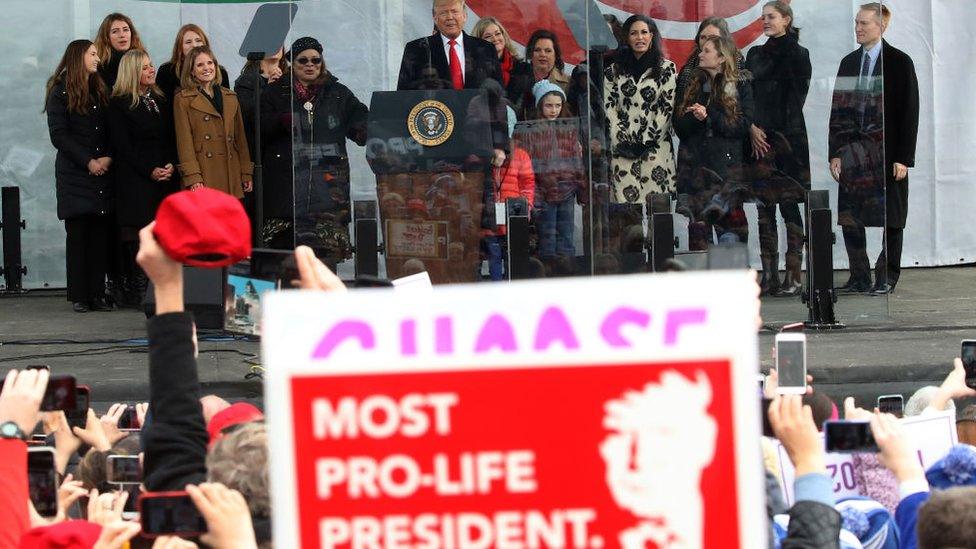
[828,40,918,227]
[260,72,369,220]
[747,34,812,190]
[142,312,208,492]
[674,73,755,190]
[781,501,842,548]
[396,32,502,91]
[157,61,231,105]
[45,82,113,220]
[233,64,274,160]
[107,93,179,228]
[98,50,124,90]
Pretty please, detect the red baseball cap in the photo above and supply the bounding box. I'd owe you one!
[207,402,264,446]
[154,187,252,268]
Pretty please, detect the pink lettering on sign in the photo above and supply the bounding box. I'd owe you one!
[664,309,708,345]
[310,306,710,359]
[534,307,580,351]
[311,321,376,359]
[474,314,518,353]
[600,307,651,348]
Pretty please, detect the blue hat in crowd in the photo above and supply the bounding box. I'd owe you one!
[506,105,517,138]
[926,443,976,489]
[532,80,565,108]
[834,496,900,549]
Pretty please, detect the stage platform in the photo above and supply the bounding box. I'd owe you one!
[1,266,974,412]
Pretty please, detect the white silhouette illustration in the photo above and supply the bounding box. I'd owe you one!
[601,371,717,549]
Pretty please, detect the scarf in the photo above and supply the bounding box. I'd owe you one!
[294,81,319,104]
[616,47,657,80]
[499,49,514,87]
[140,92,159,114]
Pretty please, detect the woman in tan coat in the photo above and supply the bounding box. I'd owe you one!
[173,46,252,198]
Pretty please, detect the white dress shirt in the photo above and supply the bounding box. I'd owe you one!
[441,33,466,79]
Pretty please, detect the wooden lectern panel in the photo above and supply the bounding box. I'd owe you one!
[378,171,486,284]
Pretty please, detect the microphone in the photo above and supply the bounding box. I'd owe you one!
[419,36,440,88]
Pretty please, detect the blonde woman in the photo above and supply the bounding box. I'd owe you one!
[173,46,253,198]
[472,17,521,87]
[108,50,178,306]
[674,36,755,250]
[93,13,145,88]
[157,24,230,103]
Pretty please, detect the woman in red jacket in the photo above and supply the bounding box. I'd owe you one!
[483,106,535,281]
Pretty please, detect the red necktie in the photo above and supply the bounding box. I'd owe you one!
[448,38,464,90]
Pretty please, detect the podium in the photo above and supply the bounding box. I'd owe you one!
[367,90,495,283]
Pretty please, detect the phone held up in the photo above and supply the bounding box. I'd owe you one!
[775,332,807,395]
[139,492,208,538]
[961,340,976,390]
[824,421,879,454]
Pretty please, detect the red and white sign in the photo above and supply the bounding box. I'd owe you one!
[263,272,763,548]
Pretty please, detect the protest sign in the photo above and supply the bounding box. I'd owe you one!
[263,272,763,548]
[773,410,959,504]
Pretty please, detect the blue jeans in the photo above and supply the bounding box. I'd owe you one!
[537,197,575,258]
[483,235,505,281]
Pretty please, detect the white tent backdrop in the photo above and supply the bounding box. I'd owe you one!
[1,0,972,289]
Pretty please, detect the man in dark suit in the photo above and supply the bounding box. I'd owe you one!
[396,0,507,166]
[396,0,502,92]
[829,2,919,294]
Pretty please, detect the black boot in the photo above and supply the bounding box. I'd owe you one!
[126,270,148,309]
[759,253,781,296]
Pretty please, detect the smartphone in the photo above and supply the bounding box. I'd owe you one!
[775,333,807,394]
[118,405,139,431]
[65,386,91,431]
[824,421,879,453]
[107,455,141,484]
[962,340,976,390]
[41,375,76,411]
[877,394,904,418]
[27,447,58,517]
[121,484,140,520]
[139,492,208,537]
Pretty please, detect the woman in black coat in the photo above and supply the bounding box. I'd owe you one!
[45,40,114,313]
[108,50,179,306]
[746,1,812,296]
[674,36,754,250]
[259,37,368,263]
[93,13,145,90]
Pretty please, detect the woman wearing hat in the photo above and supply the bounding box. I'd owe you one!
[259,37,368,261]
[173,46,253,199]
[45,40,114,313]
[604,15,677,205]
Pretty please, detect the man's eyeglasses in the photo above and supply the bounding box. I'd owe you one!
[296,56,322,66]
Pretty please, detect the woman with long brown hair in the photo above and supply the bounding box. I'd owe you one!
[674,36,755,250]
[157,24,230,103]
[173,46,253,198]
[45,40,114,312]
[93,13,144,88]
[747,0,812,295]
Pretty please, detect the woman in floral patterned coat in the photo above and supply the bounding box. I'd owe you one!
[604,14,677,204]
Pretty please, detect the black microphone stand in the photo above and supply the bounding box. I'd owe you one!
[247,51,265,248]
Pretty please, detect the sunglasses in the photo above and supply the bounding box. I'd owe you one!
[296,56,322,66]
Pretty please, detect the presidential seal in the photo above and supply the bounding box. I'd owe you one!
[407,100,454,147]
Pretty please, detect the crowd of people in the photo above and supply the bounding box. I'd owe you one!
[2,217,976,547]
[44,0,918,297]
